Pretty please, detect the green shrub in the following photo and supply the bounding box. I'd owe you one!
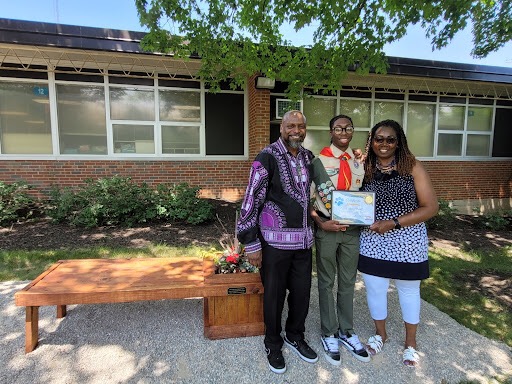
[0,181,36,225]
[426,200,457,229]
[46,176,158,227]
[474,210,511,231]
[46,177,214,227]
[155,183,215,225]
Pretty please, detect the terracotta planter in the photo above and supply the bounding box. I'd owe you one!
[202,259,264,339]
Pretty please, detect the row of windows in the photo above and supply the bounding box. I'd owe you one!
[1,70,511,159]
[270,93,511,158]
[0,75,245,157]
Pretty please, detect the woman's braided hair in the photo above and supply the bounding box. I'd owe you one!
[364,119,416,182]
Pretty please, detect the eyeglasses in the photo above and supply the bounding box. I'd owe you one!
[332,126,354,134]
[373,136,397,145]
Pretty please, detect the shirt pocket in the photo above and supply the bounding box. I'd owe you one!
[351,163,365,190]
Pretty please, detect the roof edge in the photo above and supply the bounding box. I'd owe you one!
[0,18,511,84]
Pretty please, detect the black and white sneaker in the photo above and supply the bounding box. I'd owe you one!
[338,331,371,362]
[321,335,341,366]
[265,348,286,374]
[284,336,319,363]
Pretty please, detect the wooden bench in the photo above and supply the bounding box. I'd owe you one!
[15,257,264,353]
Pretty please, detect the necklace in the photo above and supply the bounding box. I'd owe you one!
[376,158,396,174]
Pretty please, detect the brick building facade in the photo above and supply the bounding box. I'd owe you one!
[0,19,510,213]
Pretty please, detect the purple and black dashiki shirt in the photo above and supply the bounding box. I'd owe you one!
[237,137,314,253]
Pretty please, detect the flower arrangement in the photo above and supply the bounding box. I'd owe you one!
[213,213,258,274]
[214,247,258,274]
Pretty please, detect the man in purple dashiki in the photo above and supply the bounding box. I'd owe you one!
[237,110,319,374]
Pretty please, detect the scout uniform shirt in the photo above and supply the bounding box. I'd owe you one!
[311,144,365,218]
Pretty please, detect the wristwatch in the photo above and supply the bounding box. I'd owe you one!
[392,218,401,229]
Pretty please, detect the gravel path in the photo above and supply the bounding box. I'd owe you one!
[1,277,510,384]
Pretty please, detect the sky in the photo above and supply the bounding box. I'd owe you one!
[1,0,511,68]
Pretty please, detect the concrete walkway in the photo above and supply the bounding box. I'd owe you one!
[1,277,510,384]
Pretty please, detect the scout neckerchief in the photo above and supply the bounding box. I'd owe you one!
[319,146,352,190]
[311,157,335,213]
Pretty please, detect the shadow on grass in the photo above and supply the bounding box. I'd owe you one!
[424,245,512,348]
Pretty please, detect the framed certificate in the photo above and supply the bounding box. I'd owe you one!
[331,191,375,225]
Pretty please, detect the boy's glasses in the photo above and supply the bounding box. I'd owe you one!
[332,126,354,134]
[374,136,397,145]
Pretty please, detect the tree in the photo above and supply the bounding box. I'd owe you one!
[135,0,512,98]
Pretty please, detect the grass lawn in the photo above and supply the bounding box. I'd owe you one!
[422,244,512,348]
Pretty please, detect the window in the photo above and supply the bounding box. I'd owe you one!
[113,124,154,154]
[0,82,52,154]
[160,89,202,155]
[438,133,463,156]
[110,87,155,121]
[339,99,371,150]
[374,101,404,126]
[159,90,201,122]
[302,98,336,127]
[205,93,244,155]
[407,104,435,157]
[438,105,464,130]
[339,99,371,128]
[493,108,512,157]
[163,125,199,154]
[57,84,107,154]
[437,104,493,157]
[466,135,490,156]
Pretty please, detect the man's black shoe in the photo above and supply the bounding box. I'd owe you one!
[284,336,319,363]
[265,348,286,374]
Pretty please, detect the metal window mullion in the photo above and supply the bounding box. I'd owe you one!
[104,73,114,155]
[336,89,340,115]
[200,81,206,156]
[48,70,60,155]
[489,100,497,157]
[370,88,375,128]
[154,77,161,156]
[433,94,440,158]
[403,90,409,135]
[462,97,469,157]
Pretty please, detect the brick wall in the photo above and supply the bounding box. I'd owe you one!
[422,161,512,200]
[3,159,510,204]
[1,160,249,201]
[248,74,271,160]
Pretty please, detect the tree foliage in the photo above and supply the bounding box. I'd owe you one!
[135,0,512,98]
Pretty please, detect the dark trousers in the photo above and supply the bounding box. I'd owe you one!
[260,244,313,351]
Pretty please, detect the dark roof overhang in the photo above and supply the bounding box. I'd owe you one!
[0,17,511,85]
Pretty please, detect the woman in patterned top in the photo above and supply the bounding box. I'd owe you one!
[358,119,438,367]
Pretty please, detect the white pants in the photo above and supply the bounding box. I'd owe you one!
[362,273,421,325]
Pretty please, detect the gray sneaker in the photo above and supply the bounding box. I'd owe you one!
[321,335,341,366]
[338,331,371,362]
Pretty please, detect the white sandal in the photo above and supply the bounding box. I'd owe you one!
[366,335,384,355]
[402,346,420,367]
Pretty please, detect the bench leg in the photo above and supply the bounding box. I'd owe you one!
[25,306,39,353]
[57,305,67,318]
